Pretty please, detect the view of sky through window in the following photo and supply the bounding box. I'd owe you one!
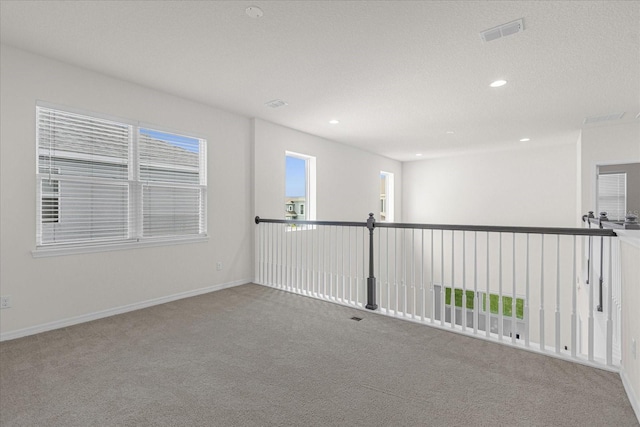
[140,129,200,153]
[285,156,306,197]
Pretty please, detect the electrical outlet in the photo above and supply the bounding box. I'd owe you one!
[216,262,223,271]
[632,338,637,360]
[0,296,11,309]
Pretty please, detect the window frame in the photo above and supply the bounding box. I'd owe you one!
[33,103,208,257]
[597,171,627,221]
[284,151,316,230]
[380,171,394,222]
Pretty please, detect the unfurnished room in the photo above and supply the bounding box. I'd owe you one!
[1,1,639,425]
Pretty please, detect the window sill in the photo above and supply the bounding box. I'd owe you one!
[32,235,209,258]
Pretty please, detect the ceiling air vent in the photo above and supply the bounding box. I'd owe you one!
[583,112,625,125]
[265,99,288,109]
[480,18,524,42]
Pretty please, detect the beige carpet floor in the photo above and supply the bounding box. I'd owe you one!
[0,283,637,426]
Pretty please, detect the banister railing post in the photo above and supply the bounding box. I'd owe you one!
[366,213,378,310]
[624,213,640,229]
[584,211,594,285]
[597,212,608,312]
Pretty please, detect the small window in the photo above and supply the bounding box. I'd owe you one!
[285,151,315,227]
[380,171,394,222]
[598,172,626,221]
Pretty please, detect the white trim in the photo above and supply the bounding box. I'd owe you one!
[32,235,208,258]
[0,279,250,342]
[621,370,640,423]
[616,230,640,249]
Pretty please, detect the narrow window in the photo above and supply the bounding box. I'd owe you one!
[380,171,394,222]
[597,172,627,221]
[285,151,316,228]
[138,128,207,238]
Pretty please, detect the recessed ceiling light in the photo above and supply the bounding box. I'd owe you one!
[446,131,455,134]
[490,80,507,88]
[245,6,264,18]
[519,138,530,142]
[416,153,423,157]
[329,119,340,125]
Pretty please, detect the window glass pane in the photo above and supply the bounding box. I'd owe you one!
[40,180,129,244]
[380,171,394,222]
[139,129,202,184]
[285,155,307,221]
[143,185,202,237]
[139,128,206,238]
[598,173,626,221]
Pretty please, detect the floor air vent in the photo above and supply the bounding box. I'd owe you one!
[350,316,363,321]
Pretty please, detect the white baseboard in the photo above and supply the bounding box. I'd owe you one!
[0,279,250,342]
[621,369,640,423]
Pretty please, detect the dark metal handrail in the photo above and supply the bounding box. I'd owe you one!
[255,216,617,237]
[255,216,366,228]
[255,213,620,312]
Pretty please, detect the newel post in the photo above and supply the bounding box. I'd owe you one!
[366,213,378,310]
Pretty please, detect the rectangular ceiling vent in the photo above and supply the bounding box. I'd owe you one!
[480,18,524,43]
[584,112,625,125]
[265,99,288,109]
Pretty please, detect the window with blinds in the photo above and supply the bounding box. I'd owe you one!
[597,172,626,221]
[36,106,207,250]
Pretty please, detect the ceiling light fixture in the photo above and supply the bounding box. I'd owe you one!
[490,80,507,88]
[416,153,423,157]
[329,119,340,124]
[264,99,287,108]
[446,131,455,134]
[245,6,264,18]
[519,138,530,142]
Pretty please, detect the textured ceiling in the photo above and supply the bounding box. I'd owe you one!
[1,1,639,161]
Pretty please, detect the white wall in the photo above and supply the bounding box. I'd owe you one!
[253,119,402,222]
[618,233,640,420]
[579,122,640,219]
[402,140,578,227]
[0,45,254,337]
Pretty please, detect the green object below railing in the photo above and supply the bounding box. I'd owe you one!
[444,287,524,319]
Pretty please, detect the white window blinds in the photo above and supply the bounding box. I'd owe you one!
[598,172,627,221]
[37,107,131,245]
[138,129,206,237]
[36,106,207,250]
